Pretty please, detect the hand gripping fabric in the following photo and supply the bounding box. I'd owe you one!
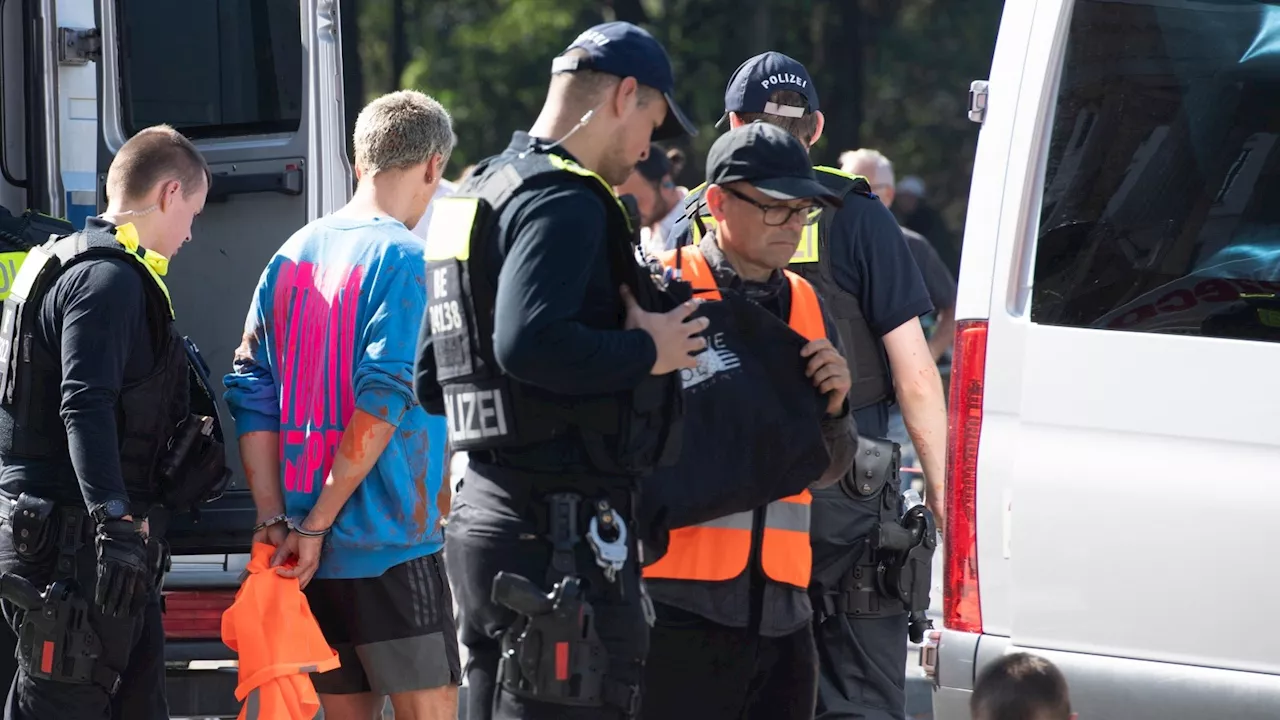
[221,543,341,720]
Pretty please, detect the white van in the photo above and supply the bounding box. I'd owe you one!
[2,1,353,715]
[923,0,1280,717]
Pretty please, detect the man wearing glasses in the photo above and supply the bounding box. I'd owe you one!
[668,52,947,720]
[639,122,857,720]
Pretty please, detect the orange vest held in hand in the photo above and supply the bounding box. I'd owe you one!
[222,543,341,720]
[642,244,820,590]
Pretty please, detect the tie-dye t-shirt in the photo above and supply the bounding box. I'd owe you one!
[223,214,448,580]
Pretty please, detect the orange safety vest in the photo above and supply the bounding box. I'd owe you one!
[221,543,341,720]
[643,244,823,589]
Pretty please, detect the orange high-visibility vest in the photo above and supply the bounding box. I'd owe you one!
[222,543,341,720]
[643,244,822,589]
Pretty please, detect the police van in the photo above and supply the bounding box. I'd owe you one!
[924,0,1280,717]
[2,0,353,715]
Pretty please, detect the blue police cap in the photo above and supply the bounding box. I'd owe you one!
[550,22,698,141]
[717,51,819,128]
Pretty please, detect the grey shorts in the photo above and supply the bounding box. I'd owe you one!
[303,551,462,695]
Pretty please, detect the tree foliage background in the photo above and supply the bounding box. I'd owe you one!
[342,0,1004,240]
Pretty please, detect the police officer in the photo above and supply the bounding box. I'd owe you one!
[413,22,702,720]
[0,208,77,301]
[0,125,210,719]
[669,52,948,720]
[0,207,78,691]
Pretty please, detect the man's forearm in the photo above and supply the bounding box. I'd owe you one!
[240,430,285,522]
[883,319,948,531]
[301,408,396,530]
[898,370,947,530]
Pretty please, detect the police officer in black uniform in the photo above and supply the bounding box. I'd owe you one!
[0,207,78,689]
[413,22,702,720]
[670,52,949,720]
[0,125,220,719]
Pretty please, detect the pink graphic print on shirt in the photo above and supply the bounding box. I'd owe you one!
[270,259,365,494]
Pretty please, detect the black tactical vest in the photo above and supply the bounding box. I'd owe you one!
[422,149,684,477]
[0,228,190,509]
[677,166,894,411]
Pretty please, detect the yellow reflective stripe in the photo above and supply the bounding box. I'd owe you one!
[790,223,820,264]
[814,165,866,183]
[424,197,479,262]
[545,154,634,234]
[0,251,26,301]
[114,223,174,317]
[692,213,718,243]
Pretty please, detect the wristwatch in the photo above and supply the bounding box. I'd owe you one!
[90,499,130,525]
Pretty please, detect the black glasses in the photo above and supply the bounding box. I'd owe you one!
[723,186,823,227]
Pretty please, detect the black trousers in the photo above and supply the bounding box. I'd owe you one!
[0,515,166,720]
[814,611,908,720]
[640,604,818,720]
[444,472,649,720]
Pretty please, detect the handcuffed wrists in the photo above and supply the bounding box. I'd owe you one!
[252,513,288,533]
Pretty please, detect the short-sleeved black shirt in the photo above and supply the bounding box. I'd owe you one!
[826,194,933,437]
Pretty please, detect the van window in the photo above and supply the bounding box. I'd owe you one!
[1031,0,1280,343]
[116,0,303,139]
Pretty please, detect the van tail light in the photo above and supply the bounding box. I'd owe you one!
[944,319,987,634]
[162,590,237,640]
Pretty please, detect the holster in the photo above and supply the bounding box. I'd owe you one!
[492,573,638,716]
[817,436,935,626]
[155,413,230,516]
[12,577,118,693]
[874,505,937,615]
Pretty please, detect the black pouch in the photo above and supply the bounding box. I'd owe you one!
[843,435,901,499]
[161,432,230,516]
[11,493,56,564]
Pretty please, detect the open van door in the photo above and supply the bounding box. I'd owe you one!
[92,1,351,714]
[94,0,352,553]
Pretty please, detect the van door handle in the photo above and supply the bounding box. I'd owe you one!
[207,168,303,203]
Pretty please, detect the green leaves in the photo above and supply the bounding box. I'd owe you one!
[356,0,1003,239]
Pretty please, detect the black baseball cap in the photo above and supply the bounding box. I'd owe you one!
[717,51,820,128]
[551,22,698,141]
[706,123,842,206]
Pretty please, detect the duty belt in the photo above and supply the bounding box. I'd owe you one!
[815,561,904,621]
[0,495,146,533]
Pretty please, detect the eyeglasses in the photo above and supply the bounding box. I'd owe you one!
[723,186,823,227]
